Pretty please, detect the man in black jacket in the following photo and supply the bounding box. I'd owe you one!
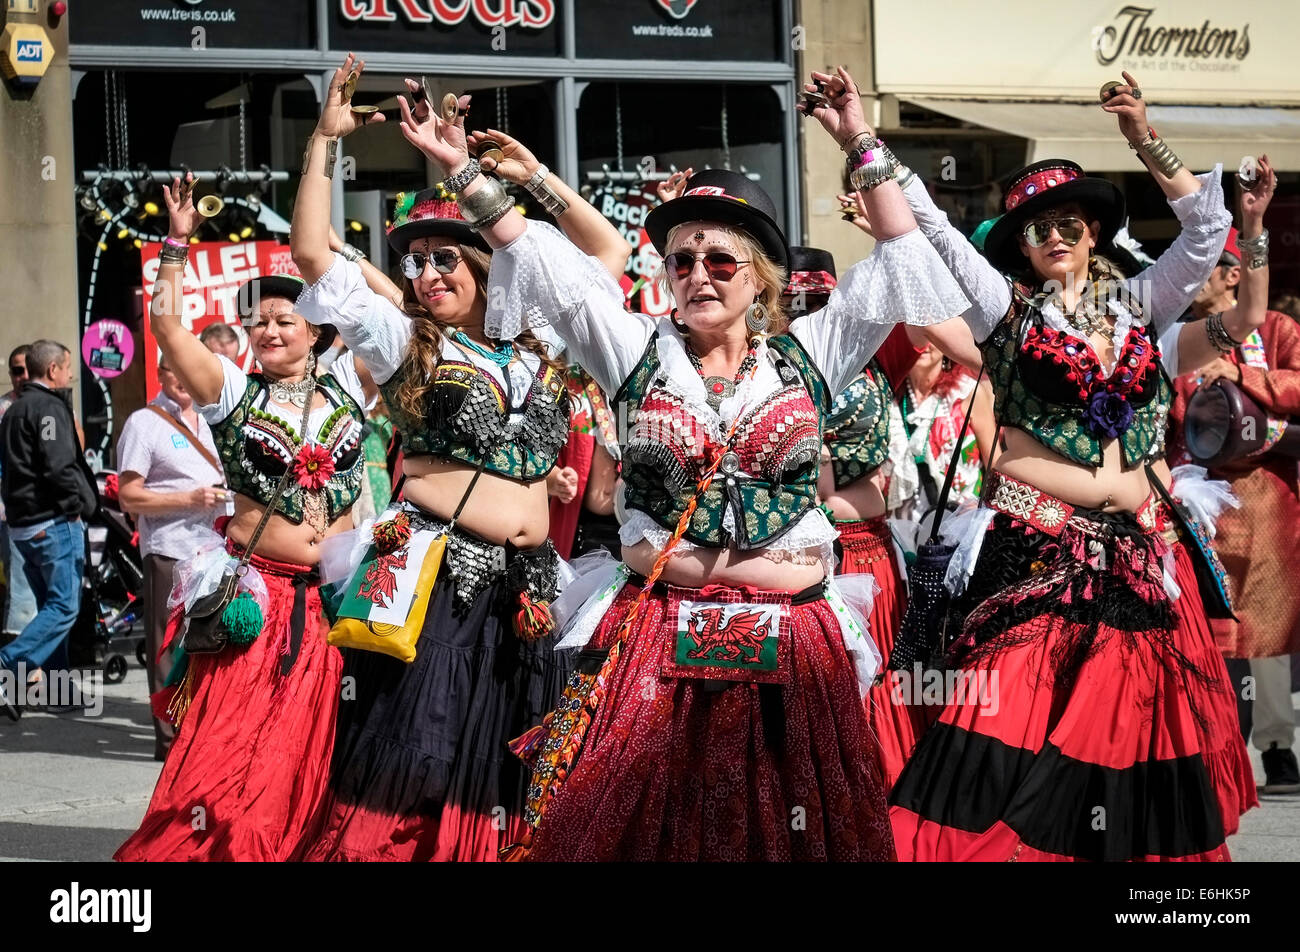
[0,340,96,720]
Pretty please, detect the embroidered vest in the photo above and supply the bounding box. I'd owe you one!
[210,373,365,524]
[381,356,569,482]
[824,360,893,488]
[615,333,829,549]
[982,286,1171,469]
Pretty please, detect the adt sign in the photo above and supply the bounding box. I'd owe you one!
[2,23,51,87]
[16,39,43,62]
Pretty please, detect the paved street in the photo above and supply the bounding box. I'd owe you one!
[1,662,1298,861]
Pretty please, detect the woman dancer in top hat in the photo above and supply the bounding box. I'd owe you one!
[889,71,1259,860]
[289,56,631,861]
[393,65,968,860]
[116,177,372,861]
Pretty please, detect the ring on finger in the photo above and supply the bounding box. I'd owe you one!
[1131,87,1142,99]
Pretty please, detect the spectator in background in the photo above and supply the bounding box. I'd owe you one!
[0,341,97,721]
[115,357,226,759]
[198,322,240,360]
[1,345,38,647]
[1270,292,1300,323]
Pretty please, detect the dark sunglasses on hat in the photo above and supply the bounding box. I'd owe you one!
[1022,216,1088,248]
[400,248,462,279]
[662,251,751,282]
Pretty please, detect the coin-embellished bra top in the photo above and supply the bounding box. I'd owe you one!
[210,373,366,524]
[616,333,829,549]
[981,282,1171,469]
[823,360,894,488]
[380,348,570,482]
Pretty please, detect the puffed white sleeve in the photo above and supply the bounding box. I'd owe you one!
[328,351,376,413]
[1125,166,1231,336]
[197,354,249,425]
[790,228,970,395]
[1158,321,1186,380]
[294,253,411,386]
[902,175,1011,343]
[485,219,655,397]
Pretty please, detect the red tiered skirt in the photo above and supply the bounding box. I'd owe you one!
[837,516,917,790]
[890,495,1253,862]
[115,553,340,862]
[525,579,896,861]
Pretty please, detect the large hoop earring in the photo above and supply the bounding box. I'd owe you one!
[671,307,688,332]
[745,299,770,335]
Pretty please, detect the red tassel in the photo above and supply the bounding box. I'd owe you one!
[513,592,555,642]
[508,724,547,765]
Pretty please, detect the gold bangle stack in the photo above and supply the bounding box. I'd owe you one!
[1130,131,1183,178]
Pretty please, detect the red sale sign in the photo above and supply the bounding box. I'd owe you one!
[139,240,300,398]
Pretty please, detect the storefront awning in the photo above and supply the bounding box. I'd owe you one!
[901,99,1300,172]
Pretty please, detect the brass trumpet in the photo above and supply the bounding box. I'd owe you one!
[196,195,224,218]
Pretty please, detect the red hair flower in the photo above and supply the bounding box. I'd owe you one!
[293,443,335,490]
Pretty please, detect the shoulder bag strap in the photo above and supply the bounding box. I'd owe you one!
[145,404,224,481]
[236,390,314,569]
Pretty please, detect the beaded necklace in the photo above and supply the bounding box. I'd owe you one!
[451,329,514,368]
[685,337,759,412]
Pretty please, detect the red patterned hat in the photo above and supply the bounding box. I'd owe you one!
[1221,226,1241,264]
[386,186,490,254]
[983,159,1125,274]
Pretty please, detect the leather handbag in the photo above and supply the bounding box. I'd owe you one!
[888,367,987,673]
[1184,378,1300,467]
[181,391,312,654]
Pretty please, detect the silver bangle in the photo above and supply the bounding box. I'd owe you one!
[1238,229,1269,270]
[523,163,569,217]
[458,175,511,225]
[303,135,338,179]
[339,243,366,263]
[848,140,900,193]
[894,163,917,191]
[441,158,482,195]
[469,193,515,232]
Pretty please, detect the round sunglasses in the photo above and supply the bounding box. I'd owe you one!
[400,248,462,279]
[663,251,751,282]
[1022,217,1088,248]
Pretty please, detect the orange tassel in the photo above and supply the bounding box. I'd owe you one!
[513,592,555,642]
[164,664,196,728]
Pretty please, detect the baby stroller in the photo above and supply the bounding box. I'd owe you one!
[67,472,144,683]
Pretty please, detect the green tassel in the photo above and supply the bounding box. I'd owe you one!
[220,591,264,646]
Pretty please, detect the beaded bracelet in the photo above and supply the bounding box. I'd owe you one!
[1205,311,1242,355]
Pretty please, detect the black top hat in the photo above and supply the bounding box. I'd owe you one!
[387,188,490,254]
[645,169,789,271]
[983,160,1125,275]
[237,274,336,356]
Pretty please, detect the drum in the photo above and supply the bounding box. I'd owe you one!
[1184,378,1300,466]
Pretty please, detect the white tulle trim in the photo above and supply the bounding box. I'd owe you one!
[851,228,970,328]
[167,530,268,616]
[1170,463,1240,539]
[552,551,629,651]
[485,220,625,340]
[940,502,997,597]
[825,574,881,698]
[618,507,839,570]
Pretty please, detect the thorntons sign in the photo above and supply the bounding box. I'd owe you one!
[1095,5,1250,66]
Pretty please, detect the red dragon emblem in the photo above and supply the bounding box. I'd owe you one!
[684,607,769,664]
[357,549,409,609]
[657,0,699,19]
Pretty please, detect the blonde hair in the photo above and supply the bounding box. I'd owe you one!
[659,223,789,336]
[393,242,562,423]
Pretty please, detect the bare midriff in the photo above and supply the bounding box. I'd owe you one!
[227,496,353,566]
[401,454,551,548]
[993,428,1161,513]
[817,463,887,522]
[622,537,826,591]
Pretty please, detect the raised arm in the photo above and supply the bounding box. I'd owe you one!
[466,125,633,282]
[151,175,225,406]
[1176,155,1276,375]
[328,225,403,309]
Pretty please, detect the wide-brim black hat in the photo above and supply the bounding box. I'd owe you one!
[237,274,336,356]
[983,160,1125,274]
[645,169,789,271]
[387,188,490,254]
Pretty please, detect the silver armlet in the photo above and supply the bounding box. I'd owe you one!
[340,243,366,263]
[848,140,901,193]
[523,163,569,217]
[303,135,339,179]
[1130,132,1183,178]
[458,176,514,231]
[1238,229,1269,270]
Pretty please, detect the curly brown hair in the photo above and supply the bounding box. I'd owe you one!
[392,242,563,423]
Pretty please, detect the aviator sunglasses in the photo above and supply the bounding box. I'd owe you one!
[663,251,751,282]
[400,248,463,279]
[1022,216,1088,248]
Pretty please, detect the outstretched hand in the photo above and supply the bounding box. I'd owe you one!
[1239,153,1277,224]
[656,167,694,203]
[397,79,470,180]
[836,191,873,236]
[466,127,540,186]
[798,66,871,149]
[316,53,386,139]
[1100,70,1149,145]
[162,174,204,241]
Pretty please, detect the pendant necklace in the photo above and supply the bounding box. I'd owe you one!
[452,330,514,368]
[686,339,758,412]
